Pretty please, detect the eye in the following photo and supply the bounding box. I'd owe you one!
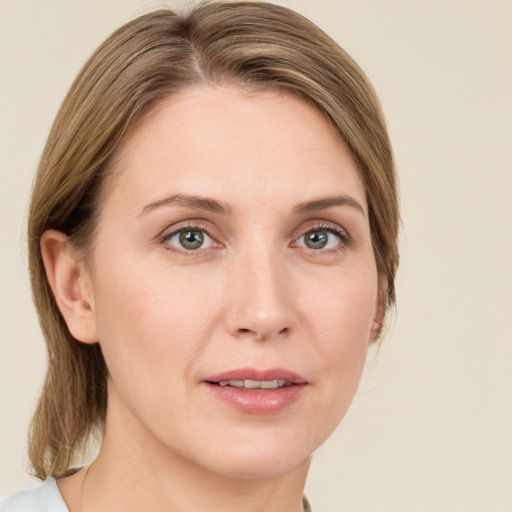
[296,228,343,250]
[164,228,214,251]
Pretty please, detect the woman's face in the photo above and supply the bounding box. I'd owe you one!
[81,86,382,479]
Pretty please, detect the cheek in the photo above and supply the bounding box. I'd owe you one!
[301,268,378,418]
[304,264,378,348]
[89,255,220,388]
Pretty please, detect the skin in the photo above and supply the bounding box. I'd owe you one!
[43,86,384,512]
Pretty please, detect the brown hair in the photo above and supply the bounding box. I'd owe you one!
[27,1,399,479]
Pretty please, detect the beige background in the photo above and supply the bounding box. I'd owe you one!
[1,0,511,510]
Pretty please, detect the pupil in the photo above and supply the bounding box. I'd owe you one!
[305,230,328,249]
[180,230,203,249]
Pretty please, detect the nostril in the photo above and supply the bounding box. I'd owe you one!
[235,326,289,341]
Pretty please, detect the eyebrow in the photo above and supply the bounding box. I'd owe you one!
[139,193,365,218]
[293,195,366,217]
[139,194,231,216]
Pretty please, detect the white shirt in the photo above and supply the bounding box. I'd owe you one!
[1,478,313,511]
[0,478,68,512]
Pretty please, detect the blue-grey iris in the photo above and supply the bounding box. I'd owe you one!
[179,230,204,250]
[305,230,328,249]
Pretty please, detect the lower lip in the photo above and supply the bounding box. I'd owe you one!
[204,383,307,414]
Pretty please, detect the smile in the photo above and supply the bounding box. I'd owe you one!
[204,368,308,414]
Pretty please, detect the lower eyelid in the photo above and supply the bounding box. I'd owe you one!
[297,230,343,249]
[159,222,351,252]
[169,230,213,247]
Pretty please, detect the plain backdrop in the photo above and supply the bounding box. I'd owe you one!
[1,1,511,511]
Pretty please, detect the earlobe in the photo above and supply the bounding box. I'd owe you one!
[369,288,387,344]
[41,230,98,344]
[369,317,384,343]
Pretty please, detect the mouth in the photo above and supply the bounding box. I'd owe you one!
[203,368,308,414]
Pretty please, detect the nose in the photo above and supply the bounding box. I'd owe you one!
[224,247,297,342]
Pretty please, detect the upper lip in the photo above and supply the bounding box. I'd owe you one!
[204,368,307,384]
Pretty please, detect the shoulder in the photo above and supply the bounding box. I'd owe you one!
[0,478,68,512]
[303,495,314,512]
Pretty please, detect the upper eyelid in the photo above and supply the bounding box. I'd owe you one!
[157,219,351,245]
[160,220,217,239]
[292,222,353,251]
[159,223,219,254]
[294,220,350,238]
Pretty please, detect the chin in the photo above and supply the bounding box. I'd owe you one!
[187,429,318,481]
[209,450,311,481]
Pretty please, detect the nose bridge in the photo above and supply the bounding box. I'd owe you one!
[226,235,296,340]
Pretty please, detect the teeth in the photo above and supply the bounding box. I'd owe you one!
[219,380,243,387]
[217,379,288,389]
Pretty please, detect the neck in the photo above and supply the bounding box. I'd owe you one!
[74,389,310,512]
[82,454,309,512]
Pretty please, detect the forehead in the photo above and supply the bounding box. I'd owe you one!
[106,85,366,215]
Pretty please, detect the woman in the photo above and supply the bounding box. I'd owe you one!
[1,1,398,511]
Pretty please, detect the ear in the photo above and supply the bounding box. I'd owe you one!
[41,230,98,344]
[369,287,387,344]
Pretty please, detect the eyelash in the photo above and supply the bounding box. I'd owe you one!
[160,222,216,255]
[159,221,351,254]
[296,223,352,253]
